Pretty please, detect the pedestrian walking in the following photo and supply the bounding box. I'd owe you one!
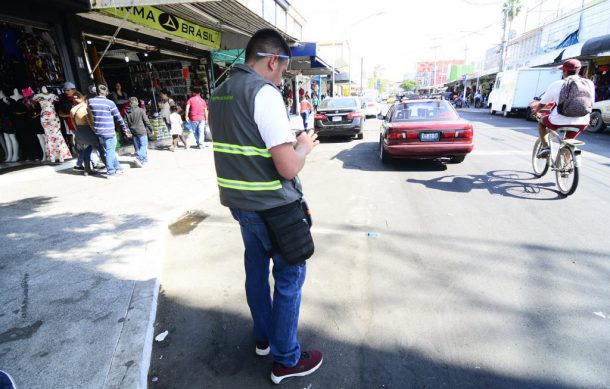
[70,91,102,175]
[169,105,188,151]
[158,90,175,128]
[185,87,208,148]
[300,94,313,129]
[311,92,319,113]
[208,28,322,385]
[89,84,130,178]
[123,96,152,167]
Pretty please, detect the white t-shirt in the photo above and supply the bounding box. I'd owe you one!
[169,112,183,135]
[540,77,595,125]
[254,85,296,149]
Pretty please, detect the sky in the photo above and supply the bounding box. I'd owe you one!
[289,0,577,82]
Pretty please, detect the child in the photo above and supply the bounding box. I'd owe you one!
[169,105,188,151]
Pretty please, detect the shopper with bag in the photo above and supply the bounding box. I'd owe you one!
[208,28,322,385]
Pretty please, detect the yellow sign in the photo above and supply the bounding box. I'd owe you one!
[101,6,221,49]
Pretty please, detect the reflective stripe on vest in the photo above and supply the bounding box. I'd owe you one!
[213,142,271,158]
[217,177,282,191]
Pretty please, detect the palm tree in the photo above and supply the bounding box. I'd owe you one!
[499,0,522,71]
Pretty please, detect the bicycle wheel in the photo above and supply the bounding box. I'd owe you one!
[532,138,549,177]
[555,146,579,196]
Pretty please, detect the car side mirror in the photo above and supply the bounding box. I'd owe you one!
[533,96,541,101]
[377,114,386,121]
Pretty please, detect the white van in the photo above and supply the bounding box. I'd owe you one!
[488,67,562,117]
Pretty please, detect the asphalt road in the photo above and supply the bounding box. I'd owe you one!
[149,109,610,388]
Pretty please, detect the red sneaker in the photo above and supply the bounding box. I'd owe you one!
[270,350,323,384]
[255,341,270,356]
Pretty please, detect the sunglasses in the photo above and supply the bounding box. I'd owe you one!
[257,52,290,60]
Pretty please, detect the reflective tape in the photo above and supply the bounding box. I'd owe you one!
[217,177,282,191]
[213,142,271,158]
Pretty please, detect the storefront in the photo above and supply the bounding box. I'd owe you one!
[0,0,90,163]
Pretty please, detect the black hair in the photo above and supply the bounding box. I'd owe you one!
[171,105,178,112]
[245,28,291,63]
[192,87,201,95]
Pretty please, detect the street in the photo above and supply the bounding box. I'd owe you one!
[149,109,610,388]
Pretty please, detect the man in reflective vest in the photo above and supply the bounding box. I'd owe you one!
[208,29,321,384]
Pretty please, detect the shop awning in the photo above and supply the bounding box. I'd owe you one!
[582,34,610,57]
[212,49,244,64]
[289,42,338,76]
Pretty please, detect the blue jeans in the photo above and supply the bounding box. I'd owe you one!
[99,135,122,175]
[76,146,93,168]
[301,112,309,129]
[133,134,148,163]
[189,120,205,147]
[230,208,306,367]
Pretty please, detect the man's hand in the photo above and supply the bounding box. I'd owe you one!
[295,129,319,155]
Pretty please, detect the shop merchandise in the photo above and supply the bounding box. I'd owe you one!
[0,89,17,162]
[7,89,24,162]
[33,90,71,163]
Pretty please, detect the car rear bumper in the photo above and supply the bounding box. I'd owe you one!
[385,142,473,159]
[314,120,362,136]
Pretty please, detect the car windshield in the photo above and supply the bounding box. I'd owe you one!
[391,101,459,122]
[319,98,358,109]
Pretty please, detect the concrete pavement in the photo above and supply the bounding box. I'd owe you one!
[0,144,217,389]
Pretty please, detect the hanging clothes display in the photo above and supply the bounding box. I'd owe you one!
[33,93,71,162]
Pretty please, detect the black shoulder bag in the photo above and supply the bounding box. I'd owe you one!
[257,199,314,265]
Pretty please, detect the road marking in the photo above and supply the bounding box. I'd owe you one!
[472,150,530,156]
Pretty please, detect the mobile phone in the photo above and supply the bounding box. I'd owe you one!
[294,129,308,137]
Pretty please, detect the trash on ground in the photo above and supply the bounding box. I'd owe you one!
[367,232,379,238]
[151,376,159,383]
[155,330,169,342]
[593,312,606,319]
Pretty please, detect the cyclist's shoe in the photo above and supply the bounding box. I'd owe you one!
[536,146,551,158]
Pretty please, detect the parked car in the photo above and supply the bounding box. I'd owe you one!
[386,96,397,103]
[525,92,553,121]
[361,96,382,118]
[378,99,474,164]
[588,99,610,133]
[314,97,365,139]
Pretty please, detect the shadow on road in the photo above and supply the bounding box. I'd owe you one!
[149,300,578,389]
[406,170,562,200]
[331,141,448,172]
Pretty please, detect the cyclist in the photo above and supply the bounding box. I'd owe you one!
[531,58,594,158]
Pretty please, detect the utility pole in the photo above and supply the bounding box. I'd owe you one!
[499,6,509,72]
[360,57,364,96]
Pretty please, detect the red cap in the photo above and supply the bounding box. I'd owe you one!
[558,58,581,71]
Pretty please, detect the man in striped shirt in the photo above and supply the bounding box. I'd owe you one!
[89,84,129,177]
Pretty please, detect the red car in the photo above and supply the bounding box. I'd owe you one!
[379,99,474,164]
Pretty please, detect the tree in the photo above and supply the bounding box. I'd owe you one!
[499,0,522,71]
[401,80,418,91]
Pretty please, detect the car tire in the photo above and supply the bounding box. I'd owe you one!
[503,110,509,118]
[490,106,496,115]
[588,111,606,133]
[449,155,466,164]
[379,138,391,164]
[356,132,364,140]
[525,107,533,121]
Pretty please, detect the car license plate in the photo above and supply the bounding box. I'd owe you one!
[332,116,342,122]
[420,132,439,142]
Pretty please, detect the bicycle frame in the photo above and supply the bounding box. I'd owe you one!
[546,127,584,169]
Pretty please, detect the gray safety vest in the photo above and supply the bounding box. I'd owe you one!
[209,64,302,211]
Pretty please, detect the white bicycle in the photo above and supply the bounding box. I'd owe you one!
[531,127,585,196]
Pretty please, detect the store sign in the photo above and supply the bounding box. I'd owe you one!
[91,1,202,8]
[100,6,221,49]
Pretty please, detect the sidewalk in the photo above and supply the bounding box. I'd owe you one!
[0,145,217,388]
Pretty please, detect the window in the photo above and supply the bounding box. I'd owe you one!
[319,98,358,109]
[263,0,276,25]
[391,101,458,122]
[294,23,302,39]
[276,5,286,31]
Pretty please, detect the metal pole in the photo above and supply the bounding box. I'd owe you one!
[90,4,136,75]
[360,57,364,96]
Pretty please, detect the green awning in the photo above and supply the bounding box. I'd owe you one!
[212,49,244,64]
